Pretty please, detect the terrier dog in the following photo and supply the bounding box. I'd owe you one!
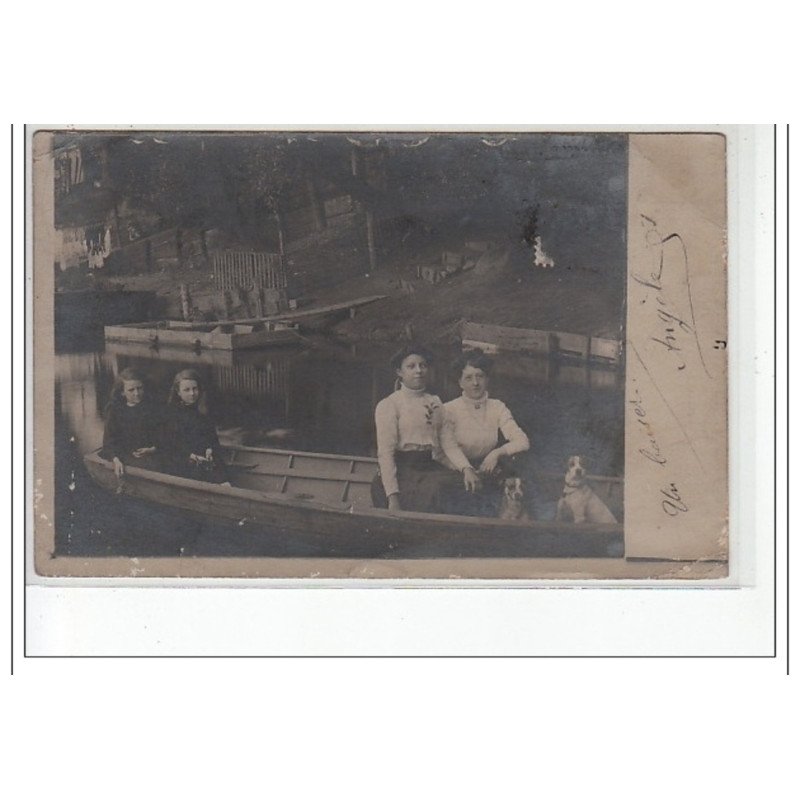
[556,456,617,524]
[498,476,530,521]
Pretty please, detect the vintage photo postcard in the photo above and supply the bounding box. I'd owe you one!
[30,126,730,580]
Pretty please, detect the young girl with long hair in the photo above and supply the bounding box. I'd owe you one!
[163,369,230,484]
[102,367,162,477]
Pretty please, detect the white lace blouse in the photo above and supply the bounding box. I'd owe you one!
[441,394,530,469]
[374,384,466,496]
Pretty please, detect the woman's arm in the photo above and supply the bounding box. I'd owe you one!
[438,406,480,492]
[437,408,472,472]
[375,397,401,497]
[497,403,530,456]
[102,405,127,477]
[477,402,530,473]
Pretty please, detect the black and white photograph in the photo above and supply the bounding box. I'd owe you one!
[6,8,789,795]
[32,127,728,579]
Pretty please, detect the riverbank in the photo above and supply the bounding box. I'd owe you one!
[333,246,624,344]
[105,241,625,345]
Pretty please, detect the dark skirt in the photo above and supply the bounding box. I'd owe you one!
[161,403,229,484]
[439,455,521,518]
[371,450,453,513]
[169,457,230,485]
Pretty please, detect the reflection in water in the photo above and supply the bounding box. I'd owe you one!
[54,339,624,557]
[55,350,116,455]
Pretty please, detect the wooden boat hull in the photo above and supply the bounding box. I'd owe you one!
[83,446,624,558]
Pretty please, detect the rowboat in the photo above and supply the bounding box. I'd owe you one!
[104,319,302,351]
[83,445,624,557]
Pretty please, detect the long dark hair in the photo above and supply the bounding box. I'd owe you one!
[108,367,148,408]
[168,368,209,414]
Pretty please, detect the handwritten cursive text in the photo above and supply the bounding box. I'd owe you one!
[661,483,689,517]
[629,384,666,466]
[632,215,711,377]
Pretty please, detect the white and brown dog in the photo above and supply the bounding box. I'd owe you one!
[556,456,617,524]
[498,476,530,521]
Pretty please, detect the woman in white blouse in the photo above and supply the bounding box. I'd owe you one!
[441,350,530,513]
[371,344,460,513]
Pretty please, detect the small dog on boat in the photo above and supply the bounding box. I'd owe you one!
[498,476,530,521]
[556,455,617,524]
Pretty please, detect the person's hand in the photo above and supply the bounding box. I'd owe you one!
[112,456,125,478]
[132,446,155,458]
[462,466,480,493]
[478,450,501,474]
[387,493,402,512]
[189,452,204,464]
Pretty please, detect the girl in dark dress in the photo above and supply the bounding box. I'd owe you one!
[102,368,163,477]
[164,369,230,484]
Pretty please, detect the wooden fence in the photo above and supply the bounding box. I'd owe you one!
[212,250,286,292]
[213,360,289,403]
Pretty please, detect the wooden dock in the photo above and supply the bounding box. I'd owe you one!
[229,294,387,328]
[461,321,622,366]
[104,319,302,351]
[104,339,297,369]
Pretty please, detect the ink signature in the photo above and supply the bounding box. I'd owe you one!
[632,215,712,378]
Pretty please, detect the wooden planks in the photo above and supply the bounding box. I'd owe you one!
[84,448,624,557]
[212,250,287,292]
[217,295,387,327]
[104,320,301,351]
[461,321,622,366]
[462,321,554,357]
